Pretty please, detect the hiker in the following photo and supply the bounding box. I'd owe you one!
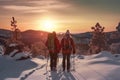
[45,31,61,71]
[61,30,76,72]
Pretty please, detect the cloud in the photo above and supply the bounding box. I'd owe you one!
[0,0,13,2]
[0,0,71,15]
[2,5,39,11]
[0,0,120,16]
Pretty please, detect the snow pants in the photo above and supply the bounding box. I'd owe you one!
[62,53,71,71]
[49,53,58,70]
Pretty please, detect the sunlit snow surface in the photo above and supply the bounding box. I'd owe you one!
[0,51,120,80]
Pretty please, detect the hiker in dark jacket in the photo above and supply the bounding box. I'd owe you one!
[61,30,76,72]
[45,31,61,71]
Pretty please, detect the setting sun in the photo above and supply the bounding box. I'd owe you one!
[43,19,54,30]
[36,19,57,32]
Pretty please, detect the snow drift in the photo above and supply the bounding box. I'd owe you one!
[0,55,38,80]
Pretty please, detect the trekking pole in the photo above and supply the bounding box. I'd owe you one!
[72,54,75,71]
[45,55,50,80]
[57,54,59,71]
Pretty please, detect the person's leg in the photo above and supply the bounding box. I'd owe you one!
[62,53,66,71]
[67,53,71,71]
[52,53,57,71]
[50,53,53,70]
[54,53,58,70]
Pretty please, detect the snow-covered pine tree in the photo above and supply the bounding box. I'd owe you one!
[4,17,23,55]
[89,23,107,54]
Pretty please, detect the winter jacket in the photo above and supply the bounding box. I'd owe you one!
[61,36,75,54]
[46,35,61,54]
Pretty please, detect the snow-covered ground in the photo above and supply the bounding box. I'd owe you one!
[0,51,120,80]
[0,45,4,55]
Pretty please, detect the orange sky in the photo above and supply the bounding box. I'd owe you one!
[0,0,120,33]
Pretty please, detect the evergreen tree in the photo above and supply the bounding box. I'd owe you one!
[89,23,107,54]
[5,17,23,55]
[11,17,21,41]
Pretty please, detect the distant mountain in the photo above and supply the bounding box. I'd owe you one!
[22,29,49,38]
[0,29,11,38]
[72,32,92,39]
[0,29,49,44]
[72,31,118,39]
[0,29,119,45]
[21,30,49,44]
[0,29,49,38]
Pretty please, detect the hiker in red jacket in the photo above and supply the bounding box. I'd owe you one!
[61,30,76,72]
[45,31,61,71]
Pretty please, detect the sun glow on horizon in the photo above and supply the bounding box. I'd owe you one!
[43,19,54,30]
[36,18,58,32]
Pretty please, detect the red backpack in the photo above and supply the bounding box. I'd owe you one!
[62,37,72,50]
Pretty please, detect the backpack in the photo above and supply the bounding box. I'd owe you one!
[47,33,55,50]
[63,37,72,50]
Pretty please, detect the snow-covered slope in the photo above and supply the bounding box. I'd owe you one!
[0,56,38,80]
[0,45,4,55]
[0,51,120,80]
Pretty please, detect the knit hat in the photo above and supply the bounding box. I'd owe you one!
[66,30,70,35]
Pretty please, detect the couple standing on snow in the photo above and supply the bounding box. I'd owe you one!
[45,30,76,72]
